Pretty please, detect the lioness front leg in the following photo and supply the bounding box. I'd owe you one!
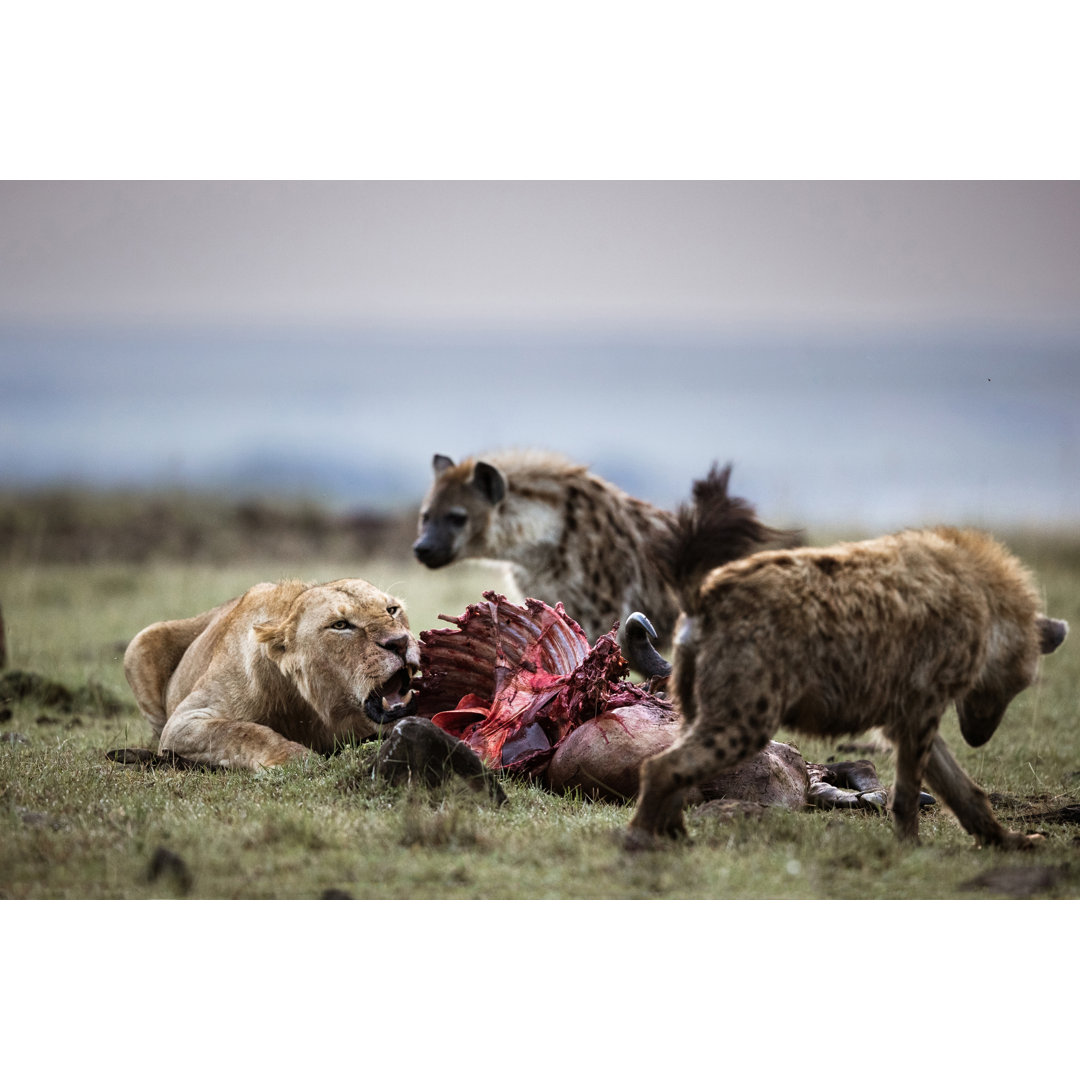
[160,709,315,771]
[124,607,223,736]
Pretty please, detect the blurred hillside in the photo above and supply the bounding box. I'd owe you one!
[3,323,1078,533]
[0,489,419,565]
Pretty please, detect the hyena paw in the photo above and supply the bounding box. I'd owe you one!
[1002,830,1046,851]
[621,819,687,851]
[622,826,661,852]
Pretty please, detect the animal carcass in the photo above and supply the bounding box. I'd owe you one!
[416,592,815,807]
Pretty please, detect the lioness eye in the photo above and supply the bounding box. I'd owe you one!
[330,619,353,630]
[387,605,401,617]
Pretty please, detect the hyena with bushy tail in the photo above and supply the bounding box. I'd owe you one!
[413,450,791,650]
[627,465,1069,849]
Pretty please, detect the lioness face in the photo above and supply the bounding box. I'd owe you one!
[256,579,421,740]
[413,454,506,569]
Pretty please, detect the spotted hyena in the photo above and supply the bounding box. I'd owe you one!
[627,466,1069,849]
[413,450,789,649]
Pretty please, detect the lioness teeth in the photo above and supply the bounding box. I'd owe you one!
[381,687,416,714]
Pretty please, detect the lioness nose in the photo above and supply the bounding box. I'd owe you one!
[378,632,412,658]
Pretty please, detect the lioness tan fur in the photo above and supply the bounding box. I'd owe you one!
[124,578,420,770]
[628,468,1069,849]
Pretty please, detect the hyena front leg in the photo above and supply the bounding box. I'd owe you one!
[887,713,941,843]
[627,634,777,844]
[923,735,1043,850]
[629,733,707,841]
[627,666,774,844]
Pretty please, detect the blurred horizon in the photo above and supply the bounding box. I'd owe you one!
[2,181,1078,533]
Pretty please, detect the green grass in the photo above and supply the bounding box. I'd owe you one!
[2,529,1079,900]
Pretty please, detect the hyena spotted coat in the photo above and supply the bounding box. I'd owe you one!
[627,467,1069,850]
[413,450,787,649]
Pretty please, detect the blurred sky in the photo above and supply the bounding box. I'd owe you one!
[2,180,1079,529]
[3,181,1080,328]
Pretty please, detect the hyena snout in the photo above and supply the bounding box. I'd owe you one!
[958,616,1068,748]
[412,535,451,568]
[956,690,1012,748]
[413,521,462,568]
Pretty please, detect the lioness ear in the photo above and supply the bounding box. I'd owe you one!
[255,621,289,655]
[1037,616,1068,655]
[472,460,506,505]
[433,454,454,475]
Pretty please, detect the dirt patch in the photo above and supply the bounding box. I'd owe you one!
[0,669,125,716]
[0,490,417,564]
[147,846,193,894]
[961,865,1068,898]
[990,791,1080,827]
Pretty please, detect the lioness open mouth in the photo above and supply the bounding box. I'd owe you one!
[364,666,420,726]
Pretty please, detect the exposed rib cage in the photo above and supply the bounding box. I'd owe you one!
[417,591,670,774]
[417,592,593,716]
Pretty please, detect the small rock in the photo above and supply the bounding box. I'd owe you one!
[147,846,193,894]
[19,809,65,830]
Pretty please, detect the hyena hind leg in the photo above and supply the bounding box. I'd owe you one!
[923,736,1043,850]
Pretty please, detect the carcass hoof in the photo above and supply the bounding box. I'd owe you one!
[855,790,934,811]
[856,790,935,812]
[858,789,888,812]
[374,717,508,805]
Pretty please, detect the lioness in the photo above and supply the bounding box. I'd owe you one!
[124,578,420,770]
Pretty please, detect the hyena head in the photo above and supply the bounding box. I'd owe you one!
[413,454,507,569]
[956,614,1068,747]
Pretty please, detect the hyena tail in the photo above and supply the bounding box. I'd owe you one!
[655,463,798,614]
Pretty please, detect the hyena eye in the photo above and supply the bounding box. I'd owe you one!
[447,510,468,527]
[329,619,354,631]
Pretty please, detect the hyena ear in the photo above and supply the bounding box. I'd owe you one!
[432,454,455,475]
[254,620,290,657]
[471,460,507,505]
[1037,616,1068,654]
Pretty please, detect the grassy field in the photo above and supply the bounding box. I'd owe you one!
[2,498,1079,901]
